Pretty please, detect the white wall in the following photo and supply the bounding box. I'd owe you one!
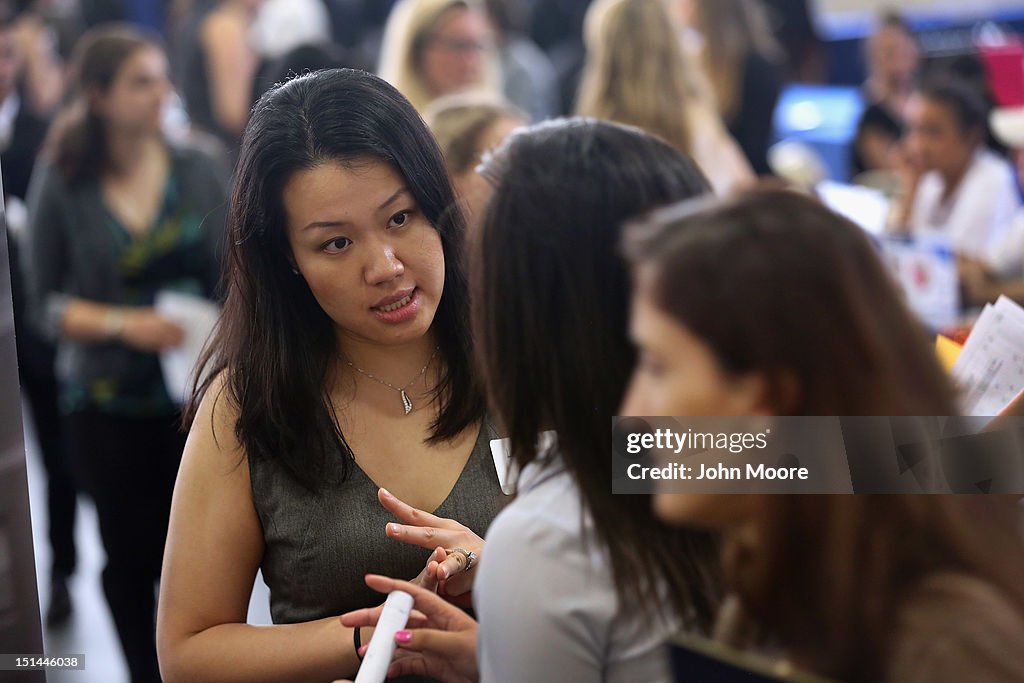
[818,0,1024,15]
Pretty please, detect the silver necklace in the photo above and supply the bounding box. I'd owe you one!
[345,346,440,415]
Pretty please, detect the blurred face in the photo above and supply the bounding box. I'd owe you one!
[868,26,919,88]
[283,158,446,349]
[903,93,978,178]
[0,28,21,101]
[419,7,494,99]
[620,268,769,529]
[669,0,696,28]
[452,114,525,224]
[93,46,170,134]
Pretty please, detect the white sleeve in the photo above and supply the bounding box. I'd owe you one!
[909,173,941,232]
[987,213,1024,278]
[944,159,1021,257]
[474,505,614,683]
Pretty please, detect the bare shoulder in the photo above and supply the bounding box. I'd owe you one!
[183,372,246,477]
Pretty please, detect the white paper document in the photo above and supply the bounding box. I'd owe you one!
[952,296,1024,416]
[155,291,221,405]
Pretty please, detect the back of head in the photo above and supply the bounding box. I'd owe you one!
[474,117,718,626]
[576,0,704,154]
[424,91,524,174]
[865,9,918,71]
[624,188,957,416]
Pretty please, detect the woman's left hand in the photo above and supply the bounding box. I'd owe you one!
[957,255,995,306]
[339,575,480,683]
[378,488,483,605]
[410,546,447,592]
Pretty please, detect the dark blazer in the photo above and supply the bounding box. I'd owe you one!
[1,98,50,201]
[3,97,52,374]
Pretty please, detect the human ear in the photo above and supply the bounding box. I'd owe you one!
[731,370,800,416]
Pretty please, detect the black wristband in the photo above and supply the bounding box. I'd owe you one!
[353,626,364,661]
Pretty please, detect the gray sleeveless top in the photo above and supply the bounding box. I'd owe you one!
[249,421,507,625]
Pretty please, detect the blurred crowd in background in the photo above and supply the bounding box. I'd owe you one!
[4,1,1024,681]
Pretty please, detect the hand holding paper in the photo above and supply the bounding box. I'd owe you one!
[154,291,221,405]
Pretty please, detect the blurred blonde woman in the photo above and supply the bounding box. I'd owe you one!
[674,0,785,175]
[378,0,502,113]
[576,0,752,195]
[424,91,526,222]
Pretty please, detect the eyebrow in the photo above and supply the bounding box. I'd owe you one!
[302,187,411,231]
[378,187,410,211]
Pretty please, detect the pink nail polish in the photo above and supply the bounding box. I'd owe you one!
[388,523,400,535]
[380,488,392,498]
[395,630,412,644]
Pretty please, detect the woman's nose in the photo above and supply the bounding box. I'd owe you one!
[365,242,405,285]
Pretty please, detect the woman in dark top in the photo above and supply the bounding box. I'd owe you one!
[174,0,261,155]
[682,0,786,176]
[23,25,227,683]
[156,68,504,683]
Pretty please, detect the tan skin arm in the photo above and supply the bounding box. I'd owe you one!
[14,14,65,115]
[958,256,1024,308]
[199,7,259,138]
[156,377,365,682]
[60,299,185,352]
[890,148,925,233]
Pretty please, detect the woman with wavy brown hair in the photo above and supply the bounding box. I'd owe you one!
[621,188,1024,683]
[576,0,752,196]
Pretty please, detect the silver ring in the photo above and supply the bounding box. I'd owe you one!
[448,547,478,572]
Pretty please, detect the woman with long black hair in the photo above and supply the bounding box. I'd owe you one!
[157,68,503,682]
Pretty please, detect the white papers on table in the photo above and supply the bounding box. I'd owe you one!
[953,296,1024,416]
[155,291,220,406]
[817,183,959,331]
[816,181,891,237]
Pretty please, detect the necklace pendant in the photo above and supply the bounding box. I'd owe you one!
[401,389,413,415]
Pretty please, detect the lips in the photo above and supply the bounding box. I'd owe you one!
[371,287,421,324]
[377,292,413,313]
[372,288,415,311]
